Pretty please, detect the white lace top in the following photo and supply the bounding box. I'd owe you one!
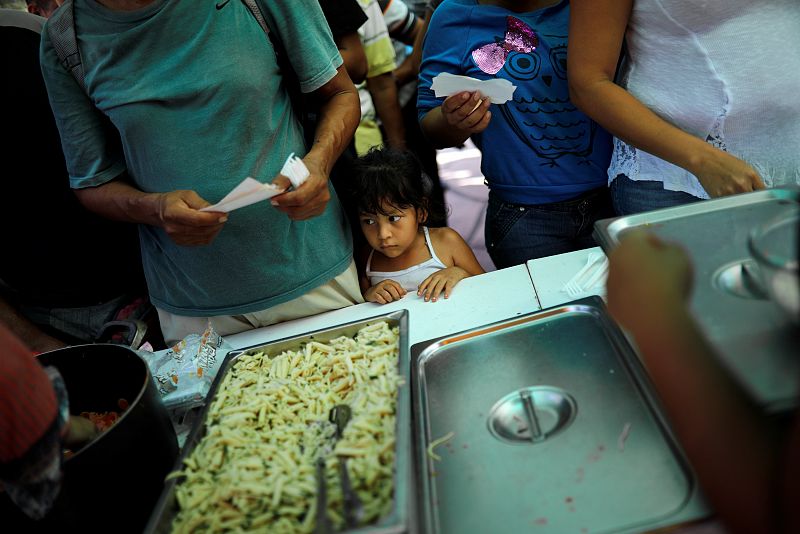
[610,0,800,198]
[366,227,449,291]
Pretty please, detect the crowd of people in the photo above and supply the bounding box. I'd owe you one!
[1,0,799,531]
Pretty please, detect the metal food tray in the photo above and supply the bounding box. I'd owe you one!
[411,297,708,534]
[145,310,410,534]
[594,188,799,412]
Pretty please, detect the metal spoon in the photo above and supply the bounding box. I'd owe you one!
[329,404,363,528]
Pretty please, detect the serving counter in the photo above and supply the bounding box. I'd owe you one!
[155,259,736,533]
[224,264,541,351]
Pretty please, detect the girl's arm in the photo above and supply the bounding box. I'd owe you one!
[418,228,484,302]
[567,0,763,197]
[441,227,485,276]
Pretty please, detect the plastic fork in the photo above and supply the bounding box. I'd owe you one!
[562,251,603,296]
[579,257,609,295]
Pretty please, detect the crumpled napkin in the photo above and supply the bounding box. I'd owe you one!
[431,72,517,104]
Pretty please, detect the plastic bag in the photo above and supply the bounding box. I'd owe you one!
[139,322,229,410]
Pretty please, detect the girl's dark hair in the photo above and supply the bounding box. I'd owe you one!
[349,147,447,226]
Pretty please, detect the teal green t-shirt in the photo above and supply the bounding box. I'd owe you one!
[41,0,352,315]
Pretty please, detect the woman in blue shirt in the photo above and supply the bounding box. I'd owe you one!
[418,0,613,268]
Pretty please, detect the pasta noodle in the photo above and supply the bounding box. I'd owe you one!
[426,431,455,462]
[169,321,402,534]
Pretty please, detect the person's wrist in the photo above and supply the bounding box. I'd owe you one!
[627,299,693,345]
[684,140,718,180]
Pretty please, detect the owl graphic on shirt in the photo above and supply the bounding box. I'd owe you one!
[471,16,597,167]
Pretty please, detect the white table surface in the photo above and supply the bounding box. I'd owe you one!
[527,246,607,309]
[224,264,540,350]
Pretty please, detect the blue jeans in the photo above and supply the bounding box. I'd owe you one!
[485,187,615,269]
[610,174,702,216]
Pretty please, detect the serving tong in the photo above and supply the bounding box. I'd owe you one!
[315,404,364,533]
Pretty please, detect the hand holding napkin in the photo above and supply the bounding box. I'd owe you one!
[200,153,310,213]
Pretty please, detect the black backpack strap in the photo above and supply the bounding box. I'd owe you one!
[240,0,270,35]
[240,0,317,149]
[46,0,88,94]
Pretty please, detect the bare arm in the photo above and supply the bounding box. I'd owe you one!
[567,0,764,197]
[0,297,65,353]
[606,231,798,534]
[393,14,424,86]
[337,32,368,85]
[417,228,484,301]
[73,177,227,246]
[442,228,485,276]
[367,72,406,149]
[272,66,360,220]
[420,91,492,148]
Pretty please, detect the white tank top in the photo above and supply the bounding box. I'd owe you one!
[366,227,449,291]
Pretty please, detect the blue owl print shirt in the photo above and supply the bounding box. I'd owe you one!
[418,0,612,205]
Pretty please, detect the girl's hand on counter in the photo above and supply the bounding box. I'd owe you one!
[418,267,469,302]
[365,279,407,304]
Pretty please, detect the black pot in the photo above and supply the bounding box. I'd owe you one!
[2,344,178,534]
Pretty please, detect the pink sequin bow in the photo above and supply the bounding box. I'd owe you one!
[471,16,538,75]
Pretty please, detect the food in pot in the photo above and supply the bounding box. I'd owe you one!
[169,321,401,533]
[63,398,130,458]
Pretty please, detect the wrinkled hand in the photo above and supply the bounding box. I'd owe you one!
[694,148,765,197]
[418,267,469,302]
[156,190,227,246]
[63,415,99,449]
[365,279,407,304]
[441,91,492,135]
[270,156,331,221]
[606,231,693,336]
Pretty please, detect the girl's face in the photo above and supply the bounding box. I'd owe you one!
[359,201,425,259]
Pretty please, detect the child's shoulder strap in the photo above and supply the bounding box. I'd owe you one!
[46,0,88,94]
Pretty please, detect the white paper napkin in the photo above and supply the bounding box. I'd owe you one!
[431,72,517,104]
[200,153,309,213]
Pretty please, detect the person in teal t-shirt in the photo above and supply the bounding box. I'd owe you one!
[39,0,363,343]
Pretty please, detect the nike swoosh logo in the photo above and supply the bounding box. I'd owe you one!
[216,0,230,9]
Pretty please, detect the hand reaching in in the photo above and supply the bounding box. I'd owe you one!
[365,279,407,304]
[693,147,765,198]
[606,230,693,337]
[417,267,469,302]
[63,415,99,449]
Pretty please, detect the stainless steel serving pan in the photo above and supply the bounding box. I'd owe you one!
[594,188,800,412]
[145,310,410,534]
[411,297,708,534]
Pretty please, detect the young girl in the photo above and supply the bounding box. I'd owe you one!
[351,148,485,304]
